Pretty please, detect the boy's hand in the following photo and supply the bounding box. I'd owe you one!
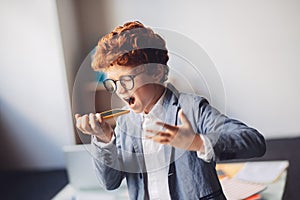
[146,109,203,151]
[75,113,113,143]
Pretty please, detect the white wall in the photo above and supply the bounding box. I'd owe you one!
[101,0,300,139]
[1,0,299,170]
[0,0,75,169]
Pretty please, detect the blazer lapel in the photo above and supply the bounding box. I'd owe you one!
[128,114,147,173]
[129,83,181,172]
[163,83,180,165]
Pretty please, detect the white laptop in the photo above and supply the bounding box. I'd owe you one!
[62,144,129,200]
[63,144,101,190]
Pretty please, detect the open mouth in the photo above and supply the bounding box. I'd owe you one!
[124,96,135,105]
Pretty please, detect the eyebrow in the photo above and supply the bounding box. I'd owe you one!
[107,66,144,80]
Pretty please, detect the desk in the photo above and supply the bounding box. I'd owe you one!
[217,161,288,200]
[52,161,288,200]
[261,171,287,199]
[52,183,129,200]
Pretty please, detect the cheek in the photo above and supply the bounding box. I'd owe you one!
[134,85,155,102]
[135,74,156,87]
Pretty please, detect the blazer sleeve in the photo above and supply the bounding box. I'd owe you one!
[91,128,125,190]
[196,97,266,161]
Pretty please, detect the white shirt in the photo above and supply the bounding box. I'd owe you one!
[141,90,171,200]
[139,90,214,199]
[93,91,215,199]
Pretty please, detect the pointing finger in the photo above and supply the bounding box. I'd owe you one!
[146,130,173,139]
[155,121,178,132]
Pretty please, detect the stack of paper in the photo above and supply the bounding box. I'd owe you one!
[235,161,289,184]
[217,161,289,199]
[220,178,267,200]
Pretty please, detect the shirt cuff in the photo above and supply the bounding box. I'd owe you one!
[92,134,115,148]
[196,134,215,162]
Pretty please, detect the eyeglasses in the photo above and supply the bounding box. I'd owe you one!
[103,70,144,93]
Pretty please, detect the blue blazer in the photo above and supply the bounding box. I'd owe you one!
[91,84,266,200]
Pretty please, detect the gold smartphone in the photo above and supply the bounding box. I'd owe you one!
[100,109,130,120]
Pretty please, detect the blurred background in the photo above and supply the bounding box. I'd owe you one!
[0,0,299,199]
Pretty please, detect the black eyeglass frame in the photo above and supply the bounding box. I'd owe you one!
[103,70,145,93]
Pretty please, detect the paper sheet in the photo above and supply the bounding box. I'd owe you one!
[220,178,267,200]
[235,161,289,184]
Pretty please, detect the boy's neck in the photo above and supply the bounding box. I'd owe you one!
[143,84,166,114]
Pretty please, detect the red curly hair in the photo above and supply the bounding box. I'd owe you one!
[91,21,169,81]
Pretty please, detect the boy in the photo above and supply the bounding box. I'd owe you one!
[75,21,266,200]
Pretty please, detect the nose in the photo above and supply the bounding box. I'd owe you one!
[116,81,127,94]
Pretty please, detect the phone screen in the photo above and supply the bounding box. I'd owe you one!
[100,109,129,119]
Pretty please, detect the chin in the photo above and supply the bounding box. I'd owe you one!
[132,110,143,114]
[130,107,144,114]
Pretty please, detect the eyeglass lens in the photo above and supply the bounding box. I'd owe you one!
[103,79,117,93]
[103,76,134,93]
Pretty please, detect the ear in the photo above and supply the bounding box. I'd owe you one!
[152,64,165,82]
